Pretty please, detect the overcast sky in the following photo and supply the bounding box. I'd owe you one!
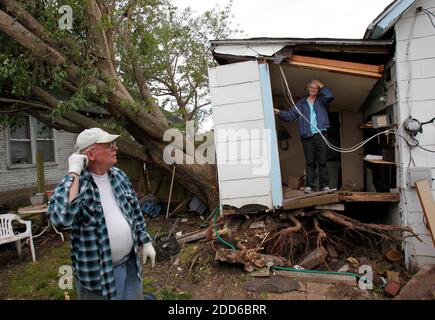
[172,0,394,131]
[173,0,393,39]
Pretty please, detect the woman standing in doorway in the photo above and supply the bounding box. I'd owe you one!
[274,80,334,194]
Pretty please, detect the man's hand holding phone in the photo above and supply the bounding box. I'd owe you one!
[68,153,89,176]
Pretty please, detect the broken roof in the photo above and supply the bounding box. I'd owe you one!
[210,37,393,62]
[364,0,416,39]
[209,38,393,113]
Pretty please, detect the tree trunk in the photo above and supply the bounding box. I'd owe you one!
[0,2,219,209]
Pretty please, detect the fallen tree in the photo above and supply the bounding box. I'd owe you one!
[213,208,421,271]
[0,0,239,208]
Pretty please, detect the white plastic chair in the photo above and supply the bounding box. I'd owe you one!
[0,213,36,262]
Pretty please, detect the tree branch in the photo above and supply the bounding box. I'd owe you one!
[0,97,52,111]
[0,0,51,44]
[30,86,149,162]
[28,109,82,133]
[84,0,117,79]
[189,101,210,120]
[123,14,168,127]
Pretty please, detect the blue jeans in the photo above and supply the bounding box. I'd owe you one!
[76,252,143,300]
[302,133,329,190]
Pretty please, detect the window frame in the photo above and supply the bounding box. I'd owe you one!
[6,115,57,168]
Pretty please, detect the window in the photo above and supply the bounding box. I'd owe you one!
[10,117,32,165]
[35,120,55,162]
[8,116,55,165]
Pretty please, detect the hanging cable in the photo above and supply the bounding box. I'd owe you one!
[422,8,435,28]
[277,65,435,156]
[278,65,396,153]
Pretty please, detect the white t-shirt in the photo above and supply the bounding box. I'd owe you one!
[91,172,133,263]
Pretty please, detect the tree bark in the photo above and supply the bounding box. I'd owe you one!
[0,5,218,207]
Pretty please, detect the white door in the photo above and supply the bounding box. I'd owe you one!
[209,60,283,210]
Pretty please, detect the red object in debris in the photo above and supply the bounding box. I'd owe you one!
[384,280,401,297]
[45,190,54,200]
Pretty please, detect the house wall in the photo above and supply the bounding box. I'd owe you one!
[209,60,277,209]
[273,95,306,185]
[394,0,435,269]
[0,129,76,208]
[277,120,305,185]
[340,111,364,191]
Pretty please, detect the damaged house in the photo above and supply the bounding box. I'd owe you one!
[208,0,435,270]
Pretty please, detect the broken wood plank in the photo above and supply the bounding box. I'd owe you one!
[286,188,337,201]
[283,193,340,210]
[274,270,356,286]
[338,192,400,202]
[168,198,189,217]
[289,61,382,78]
[284,192,400,210]
[394,264,435,300]
[289,55,383,79]
[175,222,225,244]
[284,189,305,199]
[291,55,384,73]
[415,179,435,247]
[177,229,208,244]
[314,203,345,211]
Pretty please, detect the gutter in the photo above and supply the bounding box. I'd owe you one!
[210,38,393,49]
[364,0,416,39]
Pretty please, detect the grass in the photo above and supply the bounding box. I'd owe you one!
[178,244,200,265]
[1,241,76,300]
[156,286,192,300]
[143,275,192,300]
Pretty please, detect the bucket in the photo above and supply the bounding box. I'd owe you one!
[154,233,180,262]
[30,193,45,206]
[386,249,402,262]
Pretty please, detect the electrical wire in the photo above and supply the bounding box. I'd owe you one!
[278,65,396,153]
[278,65,435,156]
[416,144,435,153]
[278,65,435,159]
[422,8,435,28]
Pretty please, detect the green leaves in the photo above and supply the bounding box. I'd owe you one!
[0,0,241,133]
[0,52,34,97]
[116,0,242,126]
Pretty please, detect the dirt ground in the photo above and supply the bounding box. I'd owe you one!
[0,211,418,300]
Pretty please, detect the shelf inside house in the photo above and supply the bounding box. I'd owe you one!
[364,159,395,165]
[360,121,373,129]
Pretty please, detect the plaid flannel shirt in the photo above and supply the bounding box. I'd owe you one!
[46,166,151,300]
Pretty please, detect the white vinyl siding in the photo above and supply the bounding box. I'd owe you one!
[394,0,435,268]
[209,61,277,209]
[0,120,76,193]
